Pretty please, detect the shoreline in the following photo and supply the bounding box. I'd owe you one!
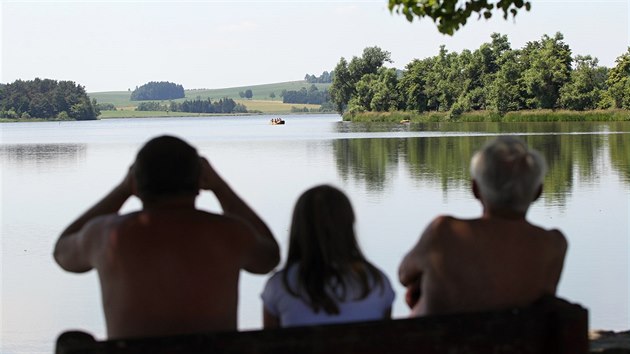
[590,330,630,352]
[0,111,336,122]
[344,109,630,123]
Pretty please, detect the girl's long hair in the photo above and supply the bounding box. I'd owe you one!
[282,185,384,315]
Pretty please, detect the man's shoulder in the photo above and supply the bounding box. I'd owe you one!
[419,215,470,248]
[525,221,566,243]
[538,227,568,252]
[427,215,474,237]
[86,212,130,230]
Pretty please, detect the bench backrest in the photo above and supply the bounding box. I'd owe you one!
[56,296,588,354]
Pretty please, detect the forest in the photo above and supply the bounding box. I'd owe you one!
[329,32,630,118]
[136,97,247,114]
[282,85,330,105]
[305,71,334,84]
[130,81,185,101]
[0,78,99,120]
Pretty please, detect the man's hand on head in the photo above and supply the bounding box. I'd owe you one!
[199,157,224,192]
[117,164,135,197]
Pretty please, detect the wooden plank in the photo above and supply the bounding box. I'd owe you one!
[56,296,588,354]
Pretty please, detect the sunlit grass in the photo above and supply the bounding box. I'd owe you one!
[88,81,331,114]
[235,100,321,113]
[98,110,201,118]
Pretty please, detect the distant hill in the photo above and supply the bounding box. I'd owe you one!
[89,81,331,109]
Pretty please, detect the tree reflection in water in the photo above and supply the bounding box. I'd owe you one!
[333,122,630,208]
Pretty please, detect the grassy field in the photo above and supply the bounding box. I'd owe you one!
[345,110,630,122]
[89,81,331,115]
[89,91,133,107]
[234,99,321,113]
[98,110,202,118]
[185,81,330,101]
[97,99,322,118]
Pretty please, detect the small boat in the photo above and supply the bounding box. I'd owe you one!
[271,118,285,125]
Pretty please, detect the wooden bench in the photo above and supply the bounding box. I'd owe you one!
[56,296,588,354]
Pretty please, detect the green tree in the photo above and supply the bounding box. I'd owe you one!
[605,48,630,109]
[330,47,392,114]
[0,78,97,120]
[329,57,353,113]
[559,56,608,111]
[370,68,401,111]
[348,67,400,112]
[423,45,461,111]
[398,58,432,113]
[130,81,184,101]
[521,32,573,109]
[348,73,378,112]
[70,98,97,121]
[348,47,392,83]
[245,89,253,99]
[269,92,276,99]
[487,49,525,115]
[388,0,531,35]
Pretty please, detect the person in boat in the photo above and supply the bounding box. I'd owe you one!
[54,135,280,339]
[399,136,567,316]
[261,185,395,328]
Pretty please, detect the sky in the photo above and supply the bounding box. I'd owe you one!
[1,0,629,93]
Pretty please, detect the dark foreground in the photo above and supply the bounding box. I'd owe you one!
[56,296,604,354]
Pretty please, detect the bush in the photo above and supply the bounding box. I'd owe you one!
[291,106,310,113]
[5,109,19,119]
[96,103,117,111]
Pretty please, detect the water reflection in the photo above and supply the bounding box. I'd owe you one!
[335,121,630,135]
[609,132,630,183]
[0,144,87,167]
[333,126,630,207]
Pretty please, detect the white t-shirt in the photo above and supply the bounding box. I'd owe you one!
[261,265,395,327]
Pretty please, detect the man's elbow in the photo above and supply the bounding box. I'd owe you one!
[53,242,92,273]
[245,243,280,274]
[259,244,281,273]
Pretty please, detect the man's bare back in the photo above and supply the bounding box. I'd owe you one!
[54,136,279,339]
[399,136,568,316]
[399,214,567,316]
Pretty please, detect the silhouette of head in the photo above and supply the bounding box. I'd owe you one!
[470,136,547,213]
[134,135,200,201]
[287,185,359,267]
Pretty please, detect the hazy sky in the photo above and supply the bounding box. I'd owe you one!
[1,0,628,92]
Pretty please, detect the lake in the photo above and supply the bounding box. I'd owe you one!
[1,114,628,353]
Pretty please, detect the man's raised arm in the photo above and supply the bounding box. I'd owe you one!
[53,167,133,273]
[198,157,280,274]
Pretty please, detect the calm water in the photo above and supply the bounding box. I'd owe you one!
[1,115,629,353]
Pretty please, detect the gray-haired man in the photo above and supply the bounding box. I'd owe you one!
[399,136,567,316]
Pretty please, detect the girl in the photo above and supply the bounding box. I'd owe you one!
[261,185,394,328]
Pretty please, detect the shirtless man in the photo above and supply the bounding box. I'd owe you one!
[399,136,567,316]
[54,135,280,339]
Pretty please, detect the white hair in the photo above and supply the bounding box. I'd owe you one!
[470,136,547,213]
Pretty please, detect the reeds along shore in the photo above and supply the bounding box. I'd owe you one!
[344,110,630,123]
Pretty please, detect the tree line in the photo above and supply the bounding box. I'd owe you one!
[136,97,247,114]
[305,71,334,83]
[0,78,99,120]
[238,89,253,99]
[130,81,185,101]
[282,85,330,105]
[329,33,630,117]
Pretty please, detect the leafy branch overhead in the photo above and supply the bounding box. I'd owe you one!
[388,0,531,35]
